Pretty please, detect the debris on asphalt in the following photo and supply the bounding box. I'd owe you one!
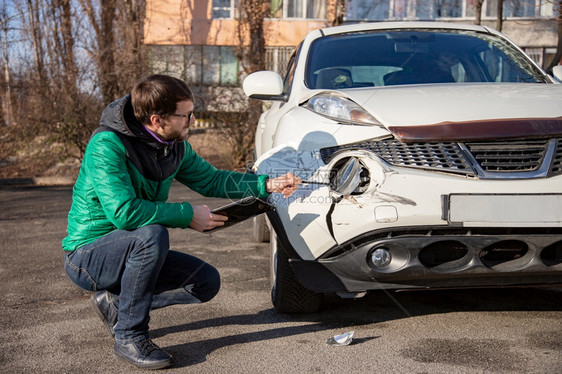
[326,331,355,346]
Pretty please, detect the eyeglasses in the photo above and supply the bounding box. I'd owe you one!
[167,112,193,120]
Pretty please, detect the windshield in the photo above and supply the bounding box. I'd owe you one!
[306,29,547,89]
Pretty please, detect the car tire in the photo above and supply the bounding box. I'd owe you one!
[270,233,322,313]
[253,214,270,243]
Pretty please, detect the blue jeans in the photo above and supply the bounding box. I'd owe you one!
[64,224,220,343]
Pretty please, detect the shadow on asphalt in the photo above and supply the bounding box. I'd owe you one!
[320,286,562,321]
[152,286,560,368]
[153,310,380,366]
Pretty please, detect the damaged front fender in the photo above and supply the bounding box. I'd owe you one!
[255,144,412,260]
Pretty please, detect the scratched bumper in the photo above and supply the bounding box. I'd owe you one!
[270,218,562,292]
[260,144,562,293]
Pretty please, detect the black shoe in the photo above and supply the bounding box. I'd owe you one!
[113,339,172,370]
[90,291,118,338]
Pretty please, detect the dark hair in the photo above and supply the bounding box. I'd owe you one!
[131,74,194,124]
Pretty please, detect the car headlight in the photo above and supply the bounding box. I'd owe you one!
[330,157,370,195]
[302,92,382,126]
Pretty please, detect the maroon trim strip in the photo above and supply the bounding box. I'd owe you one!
[388,117,562,143]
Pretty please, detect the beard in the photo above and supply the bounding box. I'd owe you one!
[160,121,190,142]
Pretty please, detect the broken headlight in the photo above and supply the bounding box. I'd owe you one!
[330,157,370,195]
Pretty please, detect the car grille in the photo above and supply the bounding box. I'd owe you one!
[551,138,562,175]
[465,139,548,172]
[319,138,562,178]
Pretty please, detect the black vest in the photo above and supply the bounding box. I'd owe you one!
[91,126,185,182]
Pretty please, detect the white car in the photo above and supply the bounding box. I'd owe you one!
[243,22,562,313]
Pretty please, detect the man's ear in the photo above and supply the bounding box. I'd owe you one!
[147,114,162,130]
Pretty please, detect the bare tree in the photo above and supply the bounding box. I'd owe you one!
[46,0,79,100]
[119,0,148,81]
[496,0,504,31]
[209,88,257,169]
[0,3,15,126]
[99,0,118,104]
[25,0,49,99]
[330,0,345,26]
[472,0,485,25]
[80,0,147,105]
[59,0,78,90]
[78,0,118,105]
[209,0,271,168]
[0,0,95,177]
[236,0,268,74]
[1,0,148,178]
[27,0,98,158]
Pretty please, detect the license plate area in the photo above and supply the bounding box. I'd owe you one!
[445,194,562,227]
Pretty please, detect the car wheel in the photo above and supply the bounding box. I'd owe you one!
[252,214,270,242]
[270,232,322,313]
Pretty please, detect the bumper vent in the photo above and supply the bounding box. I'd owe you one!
[320,138,562,179]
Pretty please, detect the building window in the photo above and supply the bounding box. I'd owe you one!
[202,47,220,85]
[487,0,556,18]
[149,45,240,87]
[219,47,239,85]
[307,0,327,18]
[346,0,390,20]
[215,0,326,20]
[185,46,203,84]
[346,0,556,21]
[212,0,237,19]
[435,0,462,18]
[346,0,463,20]
[506,0,536,17]
[200,46,240,86]
[265,46,295,76]
[286,0,304,17]
[392,0,408,18]
[271,0,327,19]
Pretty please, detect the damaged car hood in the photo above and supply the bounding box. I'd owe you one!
[330,83,562,142]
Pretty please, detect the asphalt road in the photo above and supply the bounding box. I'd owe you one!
[1,182,560,373]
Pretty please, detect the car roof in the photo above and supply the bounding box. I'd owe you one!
[320,21,491,36]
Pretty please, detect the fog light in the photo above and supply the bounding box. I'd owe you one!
[371,247,391,268]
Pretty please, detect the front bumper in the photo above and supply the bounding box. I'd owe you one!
[259,144,562,293]
[270,217,562,292]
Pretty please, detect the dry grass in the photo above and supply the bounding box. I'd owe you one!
[0,129,234,179]
[188,129,235,170]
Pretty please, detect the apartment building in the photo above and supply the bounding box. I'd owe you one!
[144,1,559,94]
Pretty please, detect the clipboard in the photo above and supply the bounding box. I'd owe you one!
[204,197,274,232]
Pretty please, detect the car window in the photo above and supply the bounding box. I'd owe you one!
[305,29,547,89]
[282,43,301,95]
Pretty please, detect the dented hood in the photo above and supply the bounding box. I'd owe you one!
[339,83,562,142]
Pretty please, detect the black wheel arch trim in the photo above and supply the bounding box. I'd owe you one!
[266,210,303,260]
[266,210,348,292]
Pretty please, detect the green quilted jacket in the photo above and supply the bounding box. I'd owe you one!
[62,94,269,252]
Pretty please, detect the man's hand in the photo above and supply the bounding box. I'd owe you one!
[266,173,302,198]
[189,205,228,232]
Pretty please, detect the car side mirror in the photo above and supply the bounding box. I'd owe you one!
[243,71,287,101]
